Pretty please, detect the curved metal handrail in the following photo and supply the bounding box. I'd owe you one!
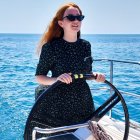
[93,59,140,65]
[90,87,140,98]
[93,59,140,119]
[93,58,140,97]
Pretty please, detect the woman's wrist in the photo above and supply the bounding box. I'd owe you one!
[36,75,57,85]
[46,77,57,85]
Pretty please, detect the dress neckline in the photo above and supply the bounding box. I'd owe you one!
[61,38,80,45]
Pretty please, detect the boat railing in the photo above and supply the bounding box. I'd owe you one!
[32,123,89,140]
[92,59,140,126]
[32,59,140,140]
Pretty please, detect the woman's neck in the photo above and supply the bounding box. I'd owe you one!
[63,33,77,42]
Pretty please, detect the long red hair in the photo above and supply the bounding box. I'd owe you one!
[37,2,83,55]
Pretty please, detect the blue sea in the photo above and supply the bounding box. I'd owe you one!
[0,34,140,140]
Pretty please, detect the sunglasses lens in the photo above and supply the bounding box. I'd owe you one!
[77,15,84,21]
[65,15,85,21]
[67,15,76,21]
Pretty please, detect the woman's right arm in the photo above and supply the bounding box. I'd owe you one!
[35,43,57,85]
[36,73,72,86]
[36,75,57,85]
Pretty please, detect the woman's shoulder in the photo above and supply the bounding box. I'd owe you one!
[42,42,51,49]
[79,38,91,47]
[79,38,91,45]
[42,41,56,51]
[48,38,63,48]
[40,42,56,55]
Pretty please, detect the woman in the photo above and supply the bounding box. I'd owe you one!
[35,2,105,129]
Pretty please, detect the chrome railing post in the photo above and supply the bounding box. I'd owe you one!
[109,60,113,118]
[32,128,37,140]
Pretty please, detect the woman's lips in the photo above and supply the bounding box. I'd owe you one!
[72,25,78,27]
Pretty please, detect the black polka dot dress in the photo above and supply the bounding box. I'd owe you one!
[35,38,95,127]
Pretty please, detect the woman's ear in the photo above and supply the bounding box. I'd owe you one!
[58,20,63,28]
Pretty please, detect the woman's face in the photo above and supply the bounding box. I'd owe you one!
[58,7,82,34]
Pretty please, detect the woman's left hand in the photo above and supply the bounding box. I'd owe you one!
[93,72,106,82]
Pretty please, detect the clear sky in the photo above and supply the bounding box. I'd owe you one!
[0,0,140,34]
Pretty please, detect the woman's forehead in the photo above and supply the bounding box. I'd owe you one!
[64,7,80,16]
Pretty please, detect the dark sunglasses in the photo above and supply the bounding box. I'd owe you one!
[63,15,85,21]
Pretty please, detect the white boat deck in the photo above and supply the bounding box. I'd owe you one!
[36,115,140,140]
[98,116,140,140]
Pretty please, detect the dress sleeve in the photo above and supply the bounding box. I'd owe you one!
[85,42,93,73]
[35,43,54,76]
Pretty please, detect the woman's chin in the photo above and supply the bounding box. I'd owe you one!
[71,28,80,32]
